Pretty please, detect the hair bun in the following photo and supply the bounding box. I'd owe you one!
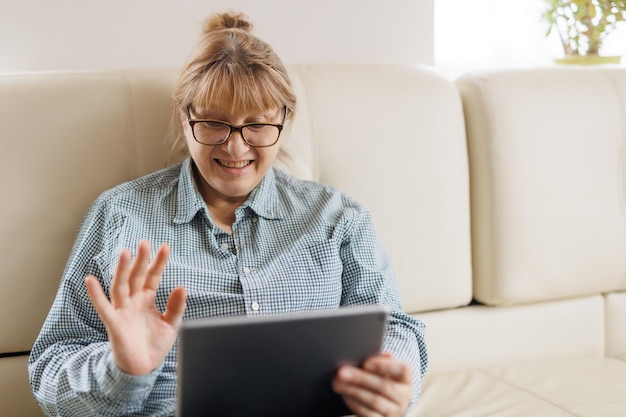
[203,12,253,34]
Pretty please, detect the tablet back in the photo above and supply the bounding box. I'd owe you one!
[176,305,388,417]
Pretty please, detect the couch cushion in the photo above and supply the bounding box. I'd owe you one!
[293,65,472,313]
[417,295,604,374]
[457,68,626,306]
[411,356,626,417]
[0,355,44,417]
[411,370,575,417]
[0,71,140,353]
[117,69,179,177]
[274,67,318,181]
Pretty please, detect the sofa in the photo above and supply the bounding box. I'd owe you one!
[1,64,625,416]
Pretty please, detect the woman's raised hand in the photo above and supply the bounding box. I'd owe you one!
[85,240,187,375]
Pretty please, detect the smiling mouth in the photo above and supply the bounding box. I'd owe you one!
[217,159,251,168]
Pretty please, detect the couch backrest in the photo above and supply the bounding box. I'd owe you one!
[457,68,626,306]
[0,65,473,361]
[288,65,472,314]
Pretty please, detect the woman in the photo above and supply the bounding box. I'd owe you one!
[28,12,427,417]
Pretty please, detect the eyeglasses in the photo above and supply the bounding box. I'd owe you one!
[186,106,287,147]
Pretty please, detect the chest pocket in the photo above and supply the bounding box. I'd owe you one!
[159,261,245,320]
[258,239,343,313]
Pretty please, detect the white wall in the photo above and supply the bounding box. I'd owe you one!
[435,0,626,78]
[0,0,434,72]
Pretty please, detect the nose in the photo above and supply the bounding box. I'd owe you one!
[223,129,250,154]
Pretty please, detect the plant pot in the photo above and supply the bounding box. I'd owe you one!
[554,55,621,65]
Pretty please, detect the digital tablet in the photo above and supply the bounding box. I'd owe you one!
[176,304,388,417]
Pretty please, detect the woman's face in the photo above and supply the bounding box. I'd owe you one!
[183,103,283,206]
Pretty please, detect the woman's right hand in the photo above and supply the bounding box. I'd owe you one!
[85,240,187,376]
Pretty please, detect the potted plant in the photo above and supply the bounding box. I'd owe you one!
[542,0,626,64]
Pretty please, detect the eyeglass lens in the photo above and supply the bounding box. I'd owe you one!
[194,122,280,146]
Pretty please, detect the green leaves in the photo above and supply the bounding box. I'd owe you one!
[542,0,626,56]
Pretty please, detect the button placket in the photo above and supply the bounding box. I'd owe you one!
[234,213,264,314]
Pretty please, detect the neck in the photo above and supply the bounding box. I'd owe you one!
[191,163,249,234]
[207,200,239,234]
[198,189,245,235]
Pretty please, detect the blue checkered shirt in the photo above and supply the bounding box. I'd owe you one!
[29,157,427,416]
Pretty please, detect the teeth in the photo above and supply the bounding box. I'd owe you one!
[218,160,250,168]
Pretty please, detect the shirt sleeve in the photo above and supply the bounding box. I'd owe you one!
[338,207,428,412]
[27,197,165,416]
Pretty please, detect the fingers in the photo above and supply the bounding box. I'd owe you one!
[333,356,413,417]
[144,243,170,292]
[110,248,131,305]
[85,275,114,322]
[128,240,151,294]
[107,240,171,306]
[336,365,401,403]
[342,396,389,417]
[84,241,184,377]
[363,355,412,384]
[119,240,170,295]
[163,286,187,326]
[335,376,392,417]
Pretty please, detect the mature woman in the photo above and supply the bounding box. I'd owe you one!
[28,12,427,417]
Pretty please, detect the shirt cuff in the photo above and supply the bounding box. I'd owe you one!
[98,350,162,404]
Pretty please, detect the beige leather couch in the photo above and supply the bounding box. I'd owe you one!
[1,65,625,416]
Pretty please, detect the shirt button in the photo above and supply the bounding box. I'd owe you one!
[220,243,229,250]
[252,217,258,224]
[251,302,260,311]
[243,267,251,275]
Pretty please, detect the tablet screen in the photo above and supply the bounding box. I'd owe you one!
[177,304,388,417]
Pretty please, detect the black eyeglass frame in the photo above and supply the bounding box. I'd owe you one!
[186,106,287,148]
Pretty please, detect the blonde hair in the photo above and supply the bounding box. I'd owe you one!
[169,12,297,162]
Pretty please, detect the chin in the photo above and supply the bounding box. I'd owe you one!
[219,185,255,200]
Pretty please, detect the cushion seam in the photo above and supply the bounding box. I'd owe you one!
[478,370,581,417]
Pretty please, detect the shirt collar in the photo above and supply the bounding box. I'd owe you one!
[243,167,284,220]
[173,157,206,224]
[173,157,285,224]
